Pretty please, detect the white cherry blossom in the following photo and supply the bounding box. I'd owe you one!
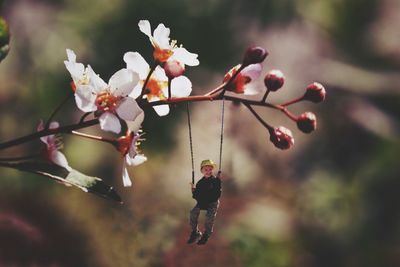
[73,65,144,134]
[124,51,192,116]
[138,20,199,66]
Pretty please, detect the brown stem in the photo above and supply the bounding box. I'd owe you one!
[281,95,304,107]
[281,108,298,121]
[261,90,270,102]
[79,112,92,124]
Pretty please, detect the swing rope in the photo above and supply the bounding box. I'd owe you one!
[218,98,225,173]
[186,98,225,185]
[186,102,195,185]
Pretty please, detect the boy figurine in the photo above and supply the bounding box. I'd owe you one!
[187,159,222,245]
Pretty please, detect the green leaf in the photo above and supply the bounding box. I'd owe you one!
[0,16,10,62]
[0,160,122,203]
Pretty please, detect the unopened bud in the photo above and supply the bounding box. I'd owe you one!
[269,126,294,150]
[303,82,326,103]
[264,70,285,91]
[242,46,268,66]
[296,112,317,133]
[164,60,185,79]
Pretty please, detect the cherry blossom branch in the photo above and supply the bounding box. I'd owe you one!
[0,153,42,162]
[0,119,99,151]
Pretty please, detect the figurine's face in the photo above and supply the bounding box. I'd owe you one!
[201,166,214,177]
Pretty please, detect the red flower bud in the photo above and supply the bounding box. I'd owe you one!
[296,112,317,133]
[303,82,326,103]
[264,70,285,92]
[242,46,268,66]
[164,60,185,79]
[269,126,294,150]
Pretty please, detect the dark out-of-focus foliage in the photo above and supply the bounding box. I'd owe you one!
[0,0,399,266]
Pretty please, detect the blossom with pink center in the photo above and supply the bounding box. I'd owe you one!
[124,51,192,116]
[138,20,199,66]
[117,132,147,187]
[72,64,144,133]
[223,64,263,95]
[37,120,71,171]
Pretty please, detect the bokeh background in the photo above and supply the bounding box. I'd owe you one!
[1,0,400,266]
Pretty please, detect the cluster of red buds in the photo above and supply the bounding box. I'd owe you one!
[236,47,326,150]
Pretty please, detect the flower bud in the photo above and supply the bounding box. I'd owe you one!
[296,112,317,133]
[164,60,185,79]
[303,82,326,103]
[242,46,268,66]
[264,70,285,91]
[269,126,294,150]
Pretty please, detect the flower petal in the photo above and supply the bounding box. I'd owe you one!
[123,52,150,80]
[242,63,262,80]
[87,65,107,93]
[126,154,147,166]
[153,66,168,81]
[127,111,144,132]
[116,97,144,122]
[64,49,85,82]
[172,47,199,66]
[153,104,170,116]
[153,23,170,49]
[122,160,132,187]
[50,150,71,171]
[244,85,263,95]
[66,48,77,62]
[109,68,139,97]
[74,85,97,112]
[99,112,121,134]
[170,76,192,97]
[138,20,152,38]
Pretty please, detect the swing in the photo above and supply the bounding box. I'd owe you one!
[186,98,225,185]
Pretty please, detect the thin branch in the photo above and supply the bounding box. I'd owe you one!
[244,103,273,131]
[0,153,42,162]
[0,119,99,151]
[261,90,270,102]
[45,92,73,129]
[79,112,92,124]
[281,95,304,107]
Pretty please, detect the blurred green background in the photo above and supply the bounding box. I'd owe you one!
[1,0,400,266]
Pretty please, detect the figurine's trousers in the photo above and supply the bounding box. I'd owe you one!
[190,201,219,235]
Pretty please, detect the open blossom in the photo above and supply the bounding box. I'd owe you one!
[117,132,147,187]
[73,65,144,134]
[37,120,71,171]
[64,49,89,91]
[124,51,192,116]
[138,20,199,66]
[223,64,263,95]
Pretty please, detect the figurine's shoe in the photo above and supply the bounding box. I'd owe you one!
[196,233,209,245]
[187,230,202,244]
